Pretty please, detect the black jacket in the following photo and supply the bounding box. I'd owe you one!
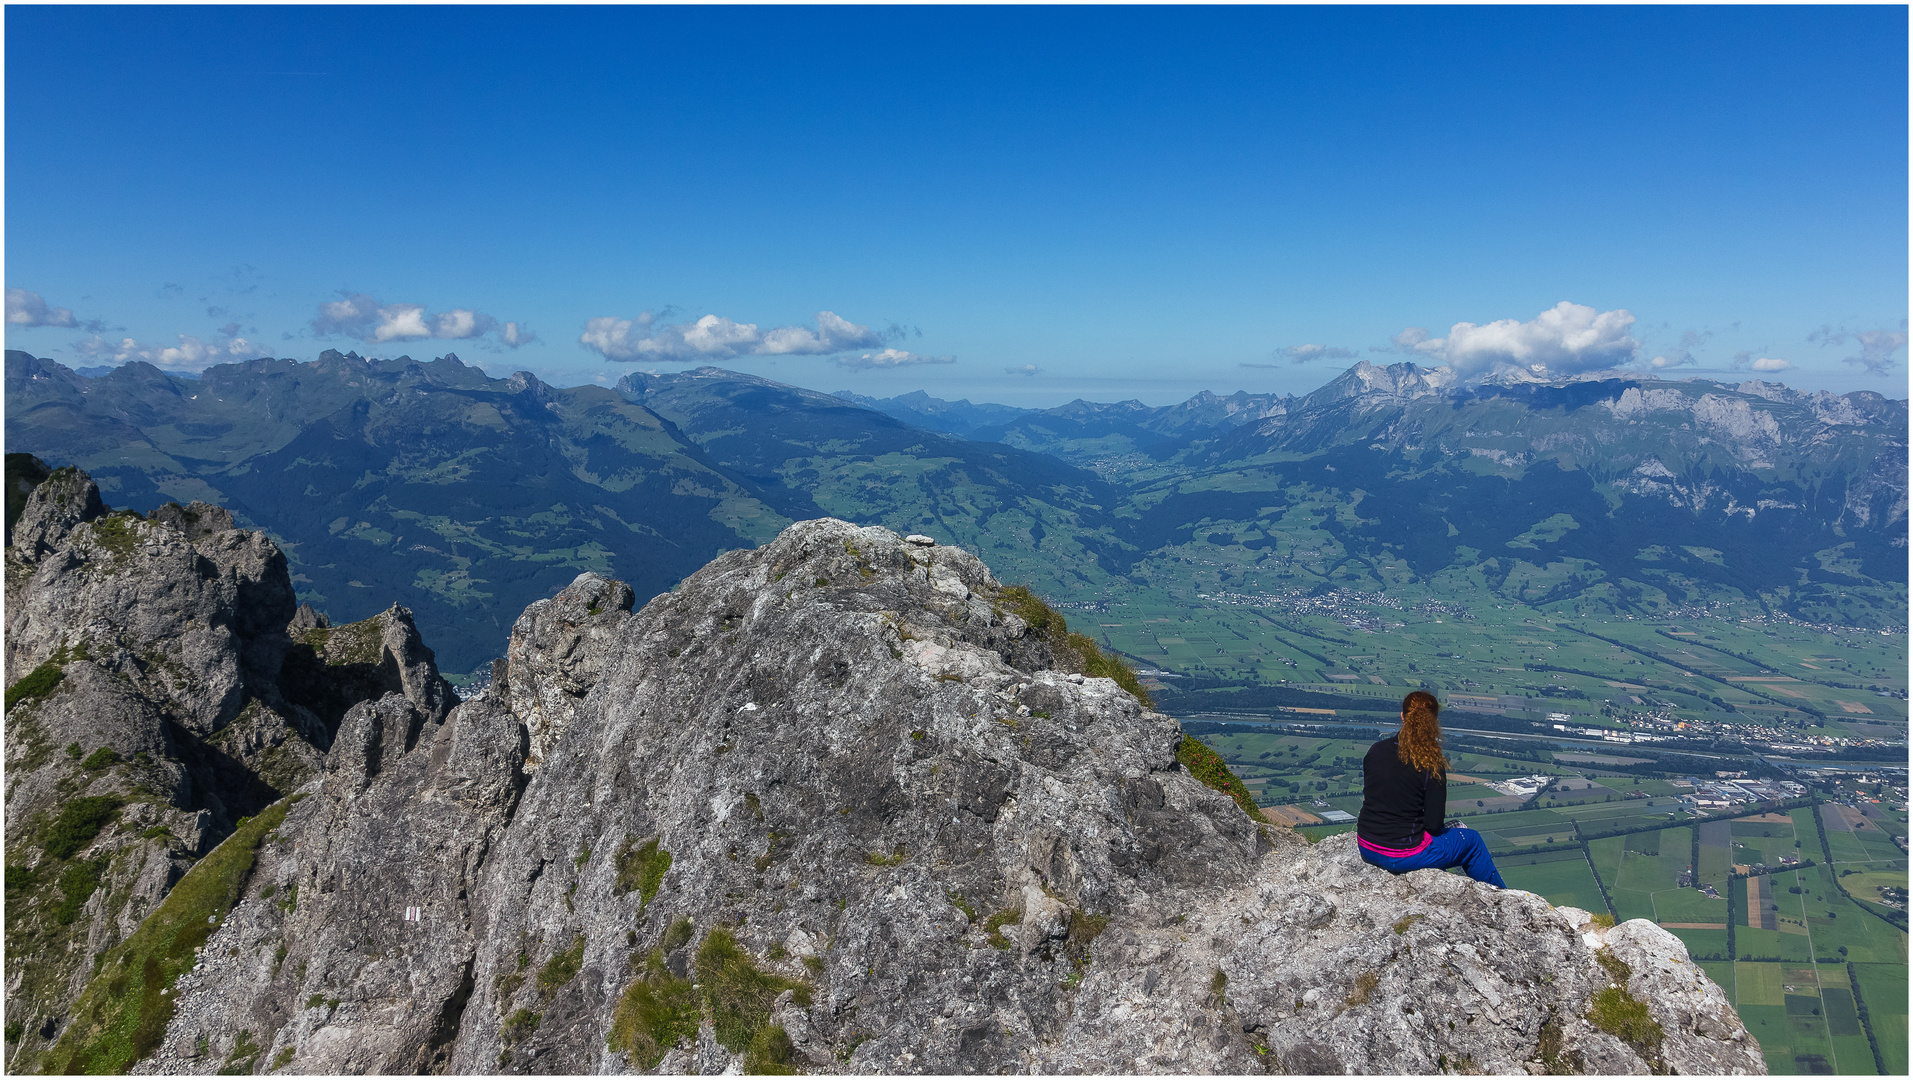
[1356,735,1446,848]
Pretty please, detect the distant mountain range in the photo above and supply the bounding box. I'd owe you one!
[9,350,1905,672]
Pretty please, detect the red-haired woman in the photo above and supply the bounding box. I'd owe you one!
[1355,691,1505,887]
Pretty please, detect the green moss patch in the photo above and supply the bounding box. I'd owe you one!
[1177,736,1259,820]
[863,845,906,867]
[45,795,299,1074]
[983,907,1022,950]
[1593,946,1631,984]
[615,836,673,907]
[500,1008,540,1045]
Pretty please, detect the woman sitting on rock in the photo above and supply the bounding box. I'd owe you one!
[1356,690,1505,887]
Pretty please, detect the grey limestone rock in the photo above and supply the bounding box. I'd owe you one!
[504,571,636,769]
[7,464,105,563]
[137,517,1761,1075]
[2,466,459,1073]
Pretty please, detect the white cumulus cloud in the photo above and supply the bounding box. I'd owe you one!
[1394,302,1639,377]
[578,310,885,363]
[373,304,432,342]
[432,308,500,340]
[7,288,79,328]
[1750,357,1791,373]
[312,292,525,348]
[835,348,956,371]
[1005,364,1041,377]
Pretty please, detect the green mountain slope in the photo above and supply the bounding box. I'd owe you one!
[1119,363,1908,627]
[5,352,1132,673]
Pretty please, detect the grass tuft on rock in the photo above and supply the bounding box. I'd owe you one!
[45,795,299,1074]
[661,916,695,953]
[1344,970,1380,1008]
[696,927,813,1057]
[1585,984,1663,1059]
[53,859,107,925]
[997,585,1153,707]
[6,660,66,710]
[81,746,121,771]
[743,1021,800,1074]
[537,935,586,995]
[43,795,122,860]
[615,836,673,907]
[983,907,1022,950]
[1593,946,1631,984]
[500,1008,540,1044]
[1176,736,1259,820]
[609,947,700,1069]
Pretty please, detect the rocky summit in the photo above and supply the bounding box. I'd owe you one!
[5,467,1763,1074]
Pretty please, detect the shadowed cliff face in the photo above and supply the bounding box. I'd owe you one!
[14,496,1764,1075]
[2,462,456,1074]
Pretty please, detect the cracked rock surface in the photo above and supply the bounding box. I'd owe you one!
[3,463,456,1072]
[22,508,1763,1074]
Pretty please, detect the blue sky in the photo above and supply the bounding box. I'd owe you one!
[6,5,1907,405]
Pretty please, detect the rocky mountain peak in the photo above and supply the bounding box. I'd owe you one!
[17,510,1765,1075]
[2,462,469,1072]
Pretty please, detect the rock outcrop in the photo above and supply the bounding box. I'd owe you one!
[3,461,458,1072]
[34,514,1764,1075]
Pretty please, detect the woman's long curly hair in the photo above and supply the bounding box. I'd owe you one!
[1396,690,1447,777]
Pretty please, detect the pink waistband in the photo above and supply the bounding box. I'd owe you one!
[1358,831,1432,858]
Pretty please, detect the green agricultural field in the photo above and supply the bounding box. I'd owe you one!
[1738,961,1785,1006]
[1669,927,1730,961]
[1444,782,1500,807]
[1497,851,1607,914]
[1696,958,1735,1000]
[1698,820,1734,883]
[1733,961,1844,1075]
[1840,864,1909,906]
[1587,836,1625,891]
[1467,808,1570,833]
[1855,829,1904,861]
[1827,831,1874,865]
[1732,819,1806,868]
[1738,924,1816,964]
[1653,886,1729,925]
[1853,963,1908,1075]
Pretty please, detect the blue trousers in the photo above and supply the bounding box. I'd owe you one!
[1359,826,1506,888]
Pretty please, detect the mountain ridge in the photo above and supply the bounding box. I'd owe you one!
[4,470,1767,1075]
[9,350,1906,681]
